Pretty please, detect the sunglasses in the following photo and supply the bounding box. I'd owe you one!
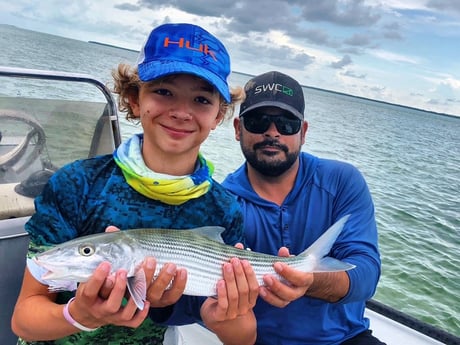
[242,112,302,135]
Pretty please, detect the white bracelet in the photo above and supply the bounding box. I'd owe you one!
[63,297,99,332]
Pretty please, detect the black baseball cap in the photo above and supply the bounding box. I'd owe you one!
[239,71,305,120]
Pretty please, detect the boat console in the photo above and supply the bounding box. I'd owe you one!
[0,66,120,344]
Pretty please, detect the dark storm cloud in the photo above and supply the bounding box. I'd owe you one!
[330,55,352,69]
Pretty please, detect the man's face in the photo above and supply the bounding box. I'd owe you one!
[235,106,307,177]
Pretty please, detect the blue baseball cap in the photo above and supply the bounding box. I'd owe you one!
[137,23,231,103]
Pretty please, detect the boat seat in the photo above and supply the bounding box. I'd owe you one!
[88,104,116,158]
[0,183,35,220]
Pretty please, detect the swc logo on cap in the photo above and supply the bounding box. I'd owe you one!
[254,83,294,96]
[162,37,218,61]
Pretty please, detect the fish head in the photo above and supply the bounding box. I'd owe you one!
[34,232,136,282]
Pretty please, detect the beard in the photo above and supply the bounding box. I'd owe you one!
[241,138,300,177]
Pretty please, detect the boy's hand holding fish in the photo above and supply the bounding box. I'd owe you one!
[95,226,259,337]
[67,260,151,330]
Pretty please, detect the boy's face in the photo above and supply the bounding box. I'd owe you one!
[129,74,223,160]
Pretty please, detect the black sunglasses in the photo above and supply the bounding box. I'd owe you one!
[242,112,302,135]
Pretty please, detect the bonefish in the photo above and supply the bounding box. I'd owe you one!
[34,214,354,309]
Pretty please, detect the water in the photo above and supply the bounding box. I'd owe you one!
[1,24,459,336]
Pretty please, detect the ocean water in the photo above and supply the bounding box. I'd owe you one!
[1,24,459,336]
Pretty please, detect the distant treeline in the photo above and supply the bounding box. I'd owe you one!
[88,41,139,53]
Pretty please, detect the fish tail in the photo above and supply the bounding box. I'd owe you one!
[300,214,355,272]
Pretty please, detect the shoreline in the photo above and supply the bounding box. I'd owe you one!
[232,71,459,120]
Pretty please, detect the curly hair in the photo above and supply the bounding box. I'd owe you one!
[111,63,244,123]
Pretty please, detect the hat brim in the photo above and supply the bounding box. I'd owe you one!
[138,60,231,103]
[239,101,304,120]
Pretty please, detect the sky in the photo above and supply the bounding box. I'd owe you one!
[1,0,460,116]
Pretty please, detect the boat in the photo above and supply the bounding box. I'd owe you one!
[0,66,458,345]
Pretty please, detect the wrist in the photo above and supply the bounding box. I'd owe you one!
[63,297,99,332]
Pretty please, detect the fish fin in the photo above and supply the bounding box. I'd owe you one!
[47,280,78,292]
[301,214,351,258]
[127,268,147,310]
[190,226,226,243]
[314,257,356,272]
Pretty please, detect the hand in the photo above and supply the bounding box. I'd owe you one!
[70,262,150,329]
[144,261,187,308]
[259,247,314,308]
[102,225,187,308]
[201,258,259,324]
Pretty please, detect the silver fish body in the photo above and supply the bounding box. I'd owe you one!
[34,215,354,309]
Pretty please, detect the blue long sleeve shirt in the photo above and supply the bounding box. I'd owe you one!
[222,152,381,345]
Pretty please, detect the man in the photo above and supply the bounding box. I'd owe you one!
[223,71,385,345]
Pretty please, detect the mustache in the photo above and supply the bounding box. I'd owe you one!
[253,139,288,153]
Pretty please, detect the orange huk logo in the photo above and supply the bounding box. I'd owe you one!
[163,37,217,61]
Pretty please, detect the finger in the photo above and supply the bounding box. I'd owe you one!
[146,263,181,307]
[213,280,229,321]
[127,300,150,326]
[110,300,151,328]
[262,273,306,303]
[98,273,116,300]
[160,268,187,306]
[105,225,120,233]
[234,242,244,250]
[119,292,143,321]
[142,257,157,287]
[274,262,313,288]
[81,262,112,298]
[230,258,251,311]
[104,269,129,313]
[258,285,289,308]
[222,262,238,318]
[241,260,259,307]
[278,246,290,257]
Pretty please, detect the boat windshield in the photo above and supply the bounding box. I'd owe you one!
[0,67,121,219]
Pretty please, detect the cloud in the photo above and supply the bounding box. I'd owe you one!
[236,34,316,70]
[114,3,141,11]
[369,49,419,64]
[344,33,373,47]
[330,55,353,69]
[299,0,382,26]
[342,70,366,79]
[426,0,460,15]
[1,0,459,115]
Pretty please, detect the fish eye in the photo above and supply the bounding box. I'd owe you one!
[78,243,95,256]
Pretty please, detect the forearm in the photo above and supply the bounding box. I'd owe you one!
[305,271,350,303]
[207,311,257,345]
[12,295,79,341]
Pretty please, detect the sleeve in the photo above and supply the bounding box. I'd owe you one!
[26,162,86,246]
[331,163,382,304]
